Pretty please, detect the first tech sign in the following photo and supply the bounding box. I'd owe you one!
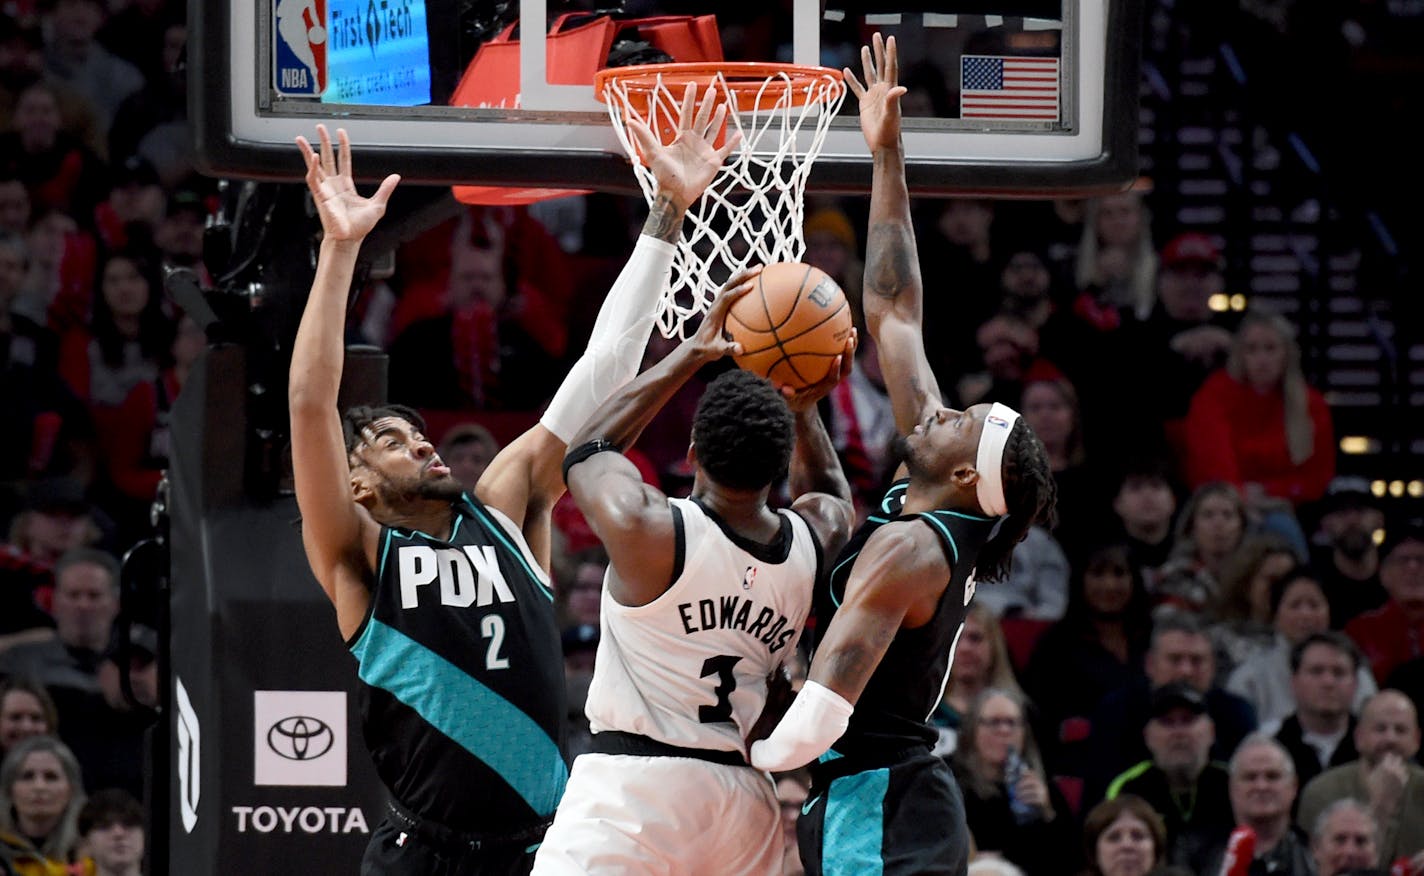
[254,691,347,786]
[273,0,328,96]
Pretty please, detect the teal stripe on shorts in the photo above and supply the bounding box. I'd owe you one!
[823,768,889,876]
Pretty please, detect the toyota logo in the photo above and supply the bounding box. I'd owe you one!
[266,716,334,761]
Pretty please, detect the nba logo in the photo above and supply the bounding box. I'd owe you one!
[274,0,327,96]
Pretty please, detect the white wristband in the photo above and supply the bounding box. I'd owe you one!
[749,680,854,772]
[539,235,675,443]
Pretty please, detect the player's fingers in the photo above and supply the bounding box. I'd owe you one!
[316,124,336,175]
[694,86,717,135]
[678,84,695,132]
[886,35,899,82]
[720,264,763,293]
[295,135,314,163]
[860,44,875,85]
[337,127,352,179]
[873,33,886,78]
[713,129,742,163]
[889,85,908,102]
[843,68,866,99]
[372,174,401,208]
[627,118,659,165]
[702,102,726,144]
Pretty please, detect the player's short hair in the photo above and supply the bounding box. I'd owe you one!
[342,404,428,456]
[973,418,1057,583]
[691,370,794,492]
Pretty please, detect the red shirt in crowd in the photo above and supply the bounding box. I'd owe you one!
[1345,601,1424,685]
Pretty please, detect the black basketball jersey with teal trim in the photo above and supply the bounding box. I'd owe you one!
[347,492,568,832]
[810,479,998,753]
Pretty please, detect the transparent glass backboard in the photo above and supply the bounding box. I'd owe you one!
[190,0,1141,196]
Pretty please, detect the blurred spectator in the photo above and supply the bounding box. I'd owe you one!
[1310,799,1383,876]
[554,546,605,630]
[91,156,163,254]
[1209,533,1300,678]
[1310,477,1388,628]
[1233,569,1379,732]
[76,788,143,876]
[1024,542,1151,778]
[823,331,896,516]
[1104,683,1235,872]
[1184,308,1335,507]
[957,314,1056,409]
[978,524,1067,623]
[57,625,157,797]
[1106,457,1179,578]
[1086,613,1258,799]
[0,17,45,128]
[968,858,1025,876]
[1296,690,1424,866]
[1073,190,1158,321]
[1153,482,1248,616]
[953,688,1079,876]
[997,244,1060,333]
[435,422,500,493]
[7,478,107,566]
[0,547,118,696]
[1020,374,1107,554]
[917,197,1002,384]
[802,206,863,308]
[0,80,107,220]
[1345,526,1424,684]
[773,769,809,876]
[0,734,88,870]
[560,623,597,760]
[107,21,190,187]
[0,679,56,758]
[1204,734,1312,875]
[152,184,207,275]
[16,208,93,330]
[1080,794,1167,876]
[0,173,29,233]
[58,249,171,410]
[1271,632,1366,788]
[95,0,181,81]
[933,603,1025,757]
[42,0,144,136]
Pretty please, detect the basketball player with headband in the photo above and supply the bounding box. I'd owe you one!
[749,35,1058,876]
[288,86,739,876]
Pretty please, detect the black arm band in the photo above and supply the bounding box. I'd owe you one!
[562,439,621,486]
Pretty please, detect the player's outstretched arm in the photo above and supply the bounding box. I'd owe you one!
[783,342,858,561]
[847,34,944,436]
[749,525,941,771]
[288,125,399,638]
[476,85,741,571]
[563,272,754,606]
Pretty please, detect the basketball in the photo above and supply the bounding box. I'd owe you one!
[726,262,853,390]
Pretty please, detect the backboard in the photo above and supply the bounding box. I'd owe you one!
[189,0,1141,197]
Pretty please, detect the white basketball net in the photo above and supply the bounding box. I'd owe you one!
[602,67,846,338]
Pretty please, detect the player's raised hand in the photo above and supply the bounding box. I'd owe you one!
[845,33,908,153]
[782,329,856,412]
[295,124,400,242]
[628,85,742,211]
[688,266,762,361]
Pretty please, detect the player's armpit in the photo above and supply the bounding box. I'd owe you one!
[567,450,676,606]
[807,528,930,703]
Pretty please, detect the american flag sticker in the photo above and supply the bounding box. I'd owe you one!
[960,55,1060,121]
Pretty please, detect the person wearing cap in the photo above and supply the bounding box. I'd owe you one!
[1296,690,1424,868]
[53,624,159,800]
[1345,526,1424,684]
[1184,306,1335,509]
[1105,681,1235,872]
[1311,477,1389,627]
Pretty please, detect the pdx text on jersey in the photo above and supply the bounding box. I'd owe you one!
[677,590,796,654]
[397,545,516,608]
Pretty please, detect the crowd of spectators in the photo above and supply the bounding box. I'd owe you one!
[2,0,1423,874]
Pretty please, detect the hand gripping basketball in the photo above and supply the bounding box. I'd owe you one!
[725,262,855,391]
[688,266,762,362]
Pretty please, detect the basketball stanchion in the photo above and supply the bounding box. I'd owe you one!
[595,62,846,339]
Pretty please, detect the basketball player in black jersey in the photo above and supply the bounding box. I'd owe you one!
[289,91,741,876]
[749,36,1058,876]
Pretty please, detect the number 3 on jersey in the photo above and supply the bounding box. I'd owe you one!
[698,654,742,723]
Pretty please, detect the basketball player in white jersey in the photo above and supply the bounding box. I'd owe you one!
[531,277,857,875]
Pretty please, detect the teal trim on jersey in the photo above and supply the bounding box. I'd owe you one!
[879,482,907,514]
[818,748,844,763]
[351,617,568,816]
[376,528,396,580]
[448,511,465,541]
[464,499,554,602]
[828,553,857,608]
[936,509,994,522]
[866,515,890,524]
[823,768,888,876]
[1105,760,1154,800]
[915,513,960,564]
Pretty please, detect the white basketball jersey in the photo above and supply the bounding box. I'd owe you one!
[584,497,820,752]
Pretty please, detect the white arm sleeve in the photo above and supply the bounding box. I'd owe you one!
[749,680,855,772]
[539,234,676,443]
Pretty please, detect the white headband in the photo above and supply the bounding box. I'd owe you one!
[974,402,1021,517]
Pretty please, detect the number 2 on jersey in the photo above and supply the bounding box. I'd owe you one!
[481,614,509,669]
[698,654,741,723]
